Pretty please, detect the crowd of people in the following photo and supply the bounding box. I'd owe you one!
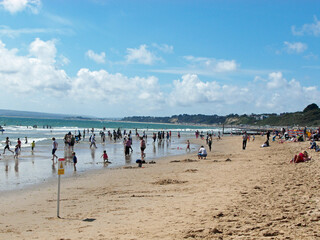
[2,126,319,171]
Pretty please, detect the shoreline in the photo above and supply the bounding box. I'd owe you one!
[0,139,200,195]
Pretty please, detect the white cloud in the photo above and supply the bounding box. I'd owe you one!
[45,13,73,26]
[126,44,160,65]
[0,25,73,38]
[86,50,106,64]
[29,38,57,64]
[184,56,238,72]
[267,72,286,89]
[0,39,69,96]
[0,38,318,116]
[284,41,307,54]
[169,74,249,107]
[168,73,320,114]
[152,43,174,53]
[58,55,70,66]
[292,16,320,36]
[215,60,237,72]
[69,69,164,110]
[0,38,165,112]
[0,0,41,14]
[255,72,320,111]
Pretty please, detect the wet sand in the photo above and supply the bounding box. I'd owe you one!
[0,135,319,239]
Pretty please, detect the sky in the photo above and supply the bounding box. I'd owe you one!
[0,0,319,118]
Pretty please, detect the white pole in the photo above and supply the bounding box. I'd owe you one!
[57,174,61,218]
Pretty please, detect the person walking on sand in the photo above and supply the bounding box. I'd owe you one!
[208,134,212,151]
[242,132,248,150]
[72,152,77,171]
[52,137,58,160]
[3,137,14,154]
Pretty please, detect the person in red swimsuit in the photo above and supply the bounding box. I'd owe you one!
[291,151,311,163]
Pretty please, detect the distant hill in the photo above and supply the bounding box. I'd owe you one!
[0,109,83,119]
[122,103,320,127]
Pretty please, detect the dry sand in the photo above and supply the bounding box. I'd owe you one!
[0,135,319,239]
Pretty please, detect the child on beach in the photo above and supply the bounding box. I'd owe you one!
[14,144,19,159]
[101,150,111,163]
[72,152,77,171]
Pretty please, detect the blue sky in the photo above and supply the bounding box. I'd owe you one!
[0,0,319,118]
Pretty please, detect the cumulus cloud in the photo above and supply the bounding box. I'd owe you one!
[0,0,41,14]
[0,38,165,112]
[29,38,57,64]
[86,50,106,64]
[0,38,318,116]
[69,69,164,110]
[0,39,69,96]
[292,16,320,36]
[169,74,249,107]
[168,73,320,114]
[126,44,160,65]
[284,41,307,54]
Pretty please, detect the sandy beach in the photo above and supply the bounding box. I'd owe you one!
[0,135,319,239]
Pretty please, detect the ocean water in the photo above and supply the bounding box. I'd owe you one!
[0,117,222,192]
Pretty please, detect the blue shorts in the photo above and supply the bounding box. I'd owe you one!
[198,153,207,157]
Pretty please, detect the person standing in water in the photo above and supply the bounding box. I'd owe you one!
[72,152,77,171]
[90,134,97,148]
[140,137,146,160]
[52,137,58,160]
[186,140,191,152]
[31,141,35,152]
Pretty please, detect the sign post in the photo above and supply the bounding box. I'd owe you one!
[57,158,65,218]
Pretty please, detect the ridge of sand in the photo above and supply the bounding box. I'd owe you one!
[0,136,319,239]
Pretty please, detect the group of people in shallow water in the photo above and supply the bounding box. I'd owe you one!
[2,137,35,159]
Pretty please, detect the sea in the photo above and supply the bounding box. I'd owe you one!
[0,117,223,192]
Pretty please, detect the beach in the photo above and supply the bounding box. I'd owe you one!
[0,135,319,239]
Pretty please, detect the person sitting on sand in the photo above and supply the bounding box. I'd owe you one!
[198,146,207,159]
[136,159,146,167]
[309,139,317,150]
[290,151,311,163]
[261,140,269,148]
